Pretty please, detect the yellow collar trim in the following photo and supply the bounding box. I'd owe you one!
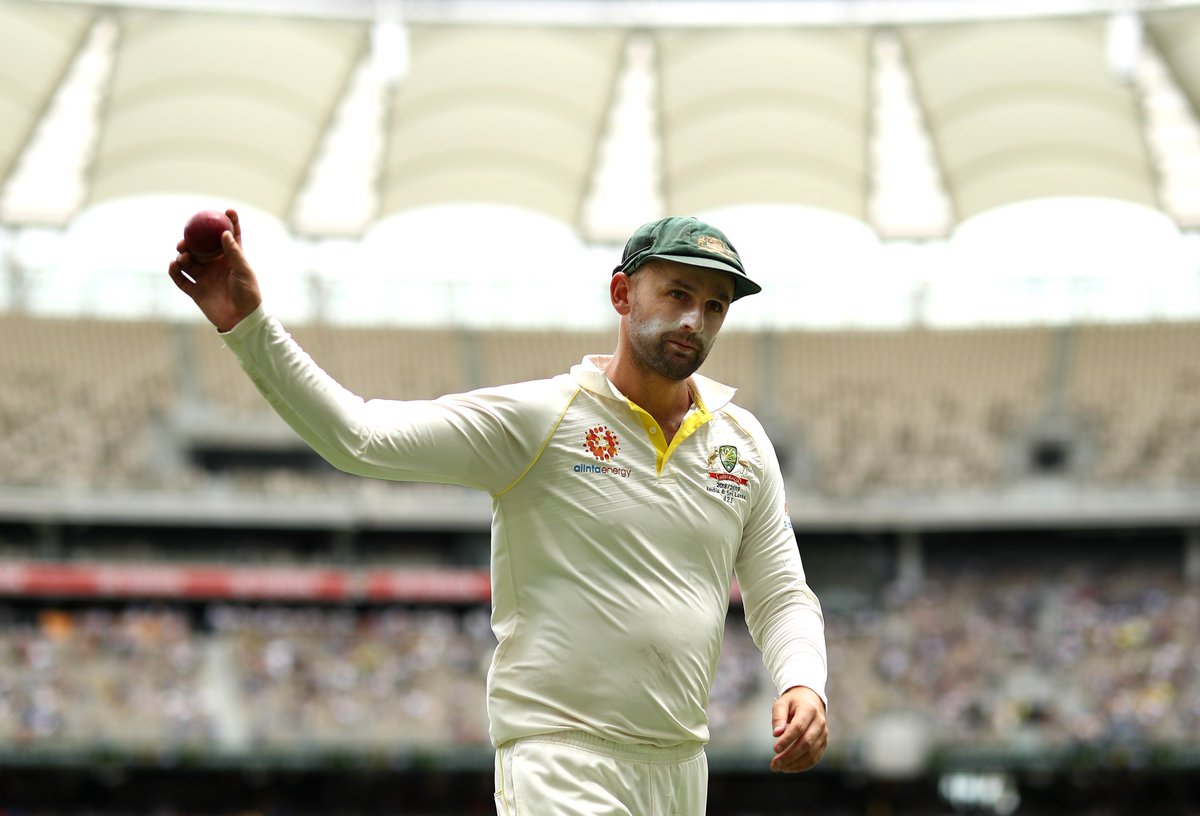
[628,386,713,475]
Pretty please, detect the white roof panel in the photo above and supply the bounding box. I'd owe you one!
[903,18,1159,220]
[1148,10,1200,118]
[656,28,872,219]
[0,0,95,185]
[88,9,367,217]
[379,26,626,224]
[6,2,1200,239]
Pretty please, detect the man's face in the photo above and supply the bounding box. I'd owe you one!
[624,260,735,381]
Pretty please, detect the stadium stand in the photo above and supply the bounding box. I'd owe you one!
[4,313,1200,813]
[772,326,1056,495]
[1068,321,1200,486]
[0,556,1195,762]
[470,327,613,387]
[0,314,174,489]
[214,605,493,750]
[10,313,1200,501]
[16,313,1191,496]
[183,321,477,410]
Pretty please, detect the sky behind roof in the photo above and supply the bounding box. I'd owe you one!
[7,193,1197,331]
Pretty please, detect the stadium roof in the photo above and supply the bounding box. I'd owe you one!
[5,0,1200,243]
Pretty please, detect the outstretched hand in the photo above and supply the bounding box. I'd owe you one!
[769,685,828,772]
[168,208,262,332]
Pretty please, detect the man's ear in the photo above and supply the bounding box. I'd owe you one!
[611,272,633,316]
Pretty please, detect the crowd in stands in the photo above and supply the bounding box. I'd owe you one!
[0,562,1196,765]
[826,562,1200,757]
[0,606,208,748]
[215,605,494,750]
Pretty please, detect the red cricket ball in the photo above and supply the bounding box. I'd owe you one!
[183,210,233,263]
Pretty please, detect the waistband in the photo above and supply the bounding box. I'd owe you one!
[504,730,705,764]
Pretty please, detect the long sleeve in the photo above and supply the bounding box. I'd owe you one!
[220,306,556,495]
[733,418,828,704]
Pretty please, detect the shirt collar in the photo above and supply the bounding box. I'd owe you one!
[570,354,738,413]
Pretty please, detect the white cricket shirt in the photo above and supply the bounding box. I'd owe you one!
[223,307,827,749]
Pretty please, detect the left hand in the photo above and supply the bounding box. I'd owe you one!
[769,685,828,772]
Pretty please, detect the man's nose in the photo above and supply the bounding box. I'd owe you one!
[680,304,704,332]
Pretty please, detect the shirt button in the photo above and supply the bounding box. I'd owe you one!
[649,427,658,435]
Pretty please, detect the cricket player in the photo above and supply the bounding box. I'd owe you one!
[169,211,828,814]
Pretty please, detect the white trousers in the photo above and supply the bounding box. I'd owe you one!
[494,731,708,816]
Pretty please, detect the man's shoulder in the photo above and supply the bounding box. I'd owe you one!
[437,374,582,447]
[713,400,775,447]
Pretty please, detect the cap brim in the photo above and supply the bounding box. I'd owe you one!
[649,253,762,300]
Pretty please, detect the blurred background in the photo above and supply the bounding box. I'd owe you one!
[3,0,1200,813]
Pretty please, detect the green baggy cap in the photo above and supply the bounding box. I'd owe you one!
[612,216,761,301]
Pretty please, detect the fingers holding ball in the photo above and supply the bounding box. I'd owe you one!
[183,210,233,263]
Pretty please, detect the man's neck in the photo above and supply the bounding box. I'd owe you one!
[604,351,693,440]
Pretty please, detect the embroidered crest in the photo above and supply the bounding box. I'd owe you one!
[719,444,738,473]
[705,445,752,504]
[706,446,750,475]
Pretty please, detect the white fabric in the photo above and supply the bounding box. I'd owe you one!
[494,731,708,816]
[222,306,827,749]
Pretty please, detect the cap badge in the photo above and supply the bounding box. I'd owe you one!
[696,235,735,260]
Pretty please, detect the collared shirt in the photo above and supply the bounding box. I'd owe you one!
[223,306,827,748]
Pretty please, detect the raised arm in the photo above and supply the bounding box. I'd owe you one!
[164,208,562,495]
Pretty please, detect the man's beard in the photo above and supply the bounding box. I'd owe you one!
[628,316,711,381]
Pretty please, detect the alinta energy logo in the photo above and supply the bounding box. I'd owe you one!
[575,425,631,478]
[584,425,619,461]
